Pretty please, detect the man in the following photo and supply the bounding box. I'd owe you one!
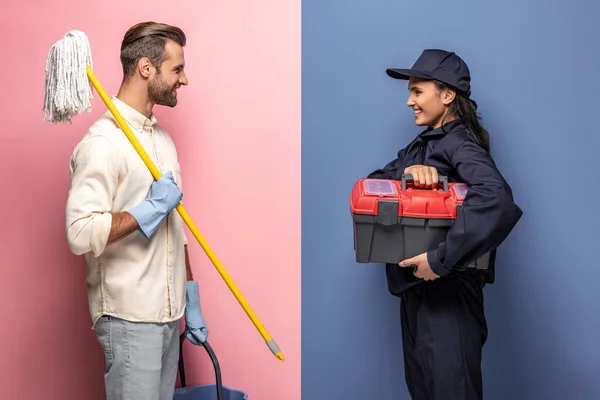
[65,21,208,400]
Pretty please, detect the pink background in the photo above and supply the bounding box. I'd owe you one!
[0,1,300,399]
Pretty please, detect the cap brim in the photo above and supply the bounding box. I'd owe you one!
[386,68,433,81]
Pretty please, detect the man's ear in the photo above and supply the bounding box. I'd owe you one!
[137,57,153,79]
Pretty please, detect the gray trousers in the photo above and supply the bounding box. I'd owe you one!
[94,315,180,400]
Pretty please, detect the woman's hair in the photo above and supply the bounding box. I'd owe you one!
[434,80,490,152]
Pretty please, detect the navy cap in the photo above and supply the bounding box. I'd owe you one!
[386,49,472,97]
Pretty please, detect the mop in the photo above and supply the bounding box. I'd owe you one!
[43,30,284,362]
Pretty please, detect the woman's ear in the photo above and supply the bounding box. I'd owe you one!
[442,89,456,105]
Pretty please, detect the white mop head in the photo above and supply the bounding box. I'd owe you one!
[43,30,94,124]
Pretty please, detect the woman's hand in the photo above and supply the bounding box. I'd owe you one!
[399,253,440,281]
[404,165,439,188]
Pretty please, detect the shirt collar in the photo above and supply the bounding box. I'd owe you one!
[419,118,465,138]
[111,96,157,133]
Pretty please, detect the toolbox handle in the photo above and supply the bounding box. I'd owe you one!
[401,174,449,192]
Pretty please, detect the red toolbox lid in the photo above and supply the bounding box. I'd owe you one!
[350,178,469,219]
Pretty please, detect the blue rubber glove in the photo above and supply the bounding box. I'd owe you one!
[185,280,209,345]
[128,171,182,238]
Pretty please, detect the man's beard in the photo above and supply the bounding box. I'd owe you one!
[148,74,177,107]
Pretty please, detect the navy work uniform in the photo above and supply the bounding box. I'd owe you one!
[367,50,523,400]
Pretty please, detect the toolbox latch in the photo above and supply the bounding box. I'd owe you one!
[377,200,399,226]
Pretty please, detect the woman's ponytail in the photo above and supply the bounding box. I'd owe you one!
[434,81,490,152]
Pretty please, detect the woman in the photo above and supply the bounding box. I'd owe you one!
[367,49,523,400]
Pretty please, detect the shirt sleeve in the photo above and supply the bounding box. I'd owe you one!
[65,136,120,257]
[426,140,523,276]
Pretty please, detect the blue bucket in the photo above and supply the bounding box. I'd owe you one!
[174,334,249,400]
[174,384,248,400]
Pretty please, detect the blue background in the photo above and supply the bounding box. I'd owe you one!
[301,0,600,399]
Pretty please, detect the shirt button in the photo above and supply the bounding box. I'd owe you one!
[169,275,173,282]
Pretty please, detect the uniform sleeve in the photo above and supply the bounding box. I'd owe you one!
[427,140,523,276]
[367,147,408,179]
[65,136,120,257]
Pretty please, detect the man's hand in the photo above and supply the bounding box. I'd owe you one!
[404,165,439,188]
[399,252,440,281]
[128,171,183,238]
[184,280,209,345]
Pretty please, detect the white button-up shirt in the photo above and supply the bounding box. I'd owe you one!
[65,96,188,328]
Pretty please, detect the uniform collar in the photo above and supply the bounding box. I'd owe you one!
[419,118,464,138]
[111,96,158,134]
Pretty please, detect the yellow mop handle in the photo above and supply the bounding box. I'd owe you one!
[85,65,284,362]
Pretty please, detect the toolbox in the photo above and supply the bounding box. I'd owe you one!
[349,174,491,270]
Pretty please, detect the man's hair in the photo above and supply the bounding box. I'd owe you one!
[120,21,186,79]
